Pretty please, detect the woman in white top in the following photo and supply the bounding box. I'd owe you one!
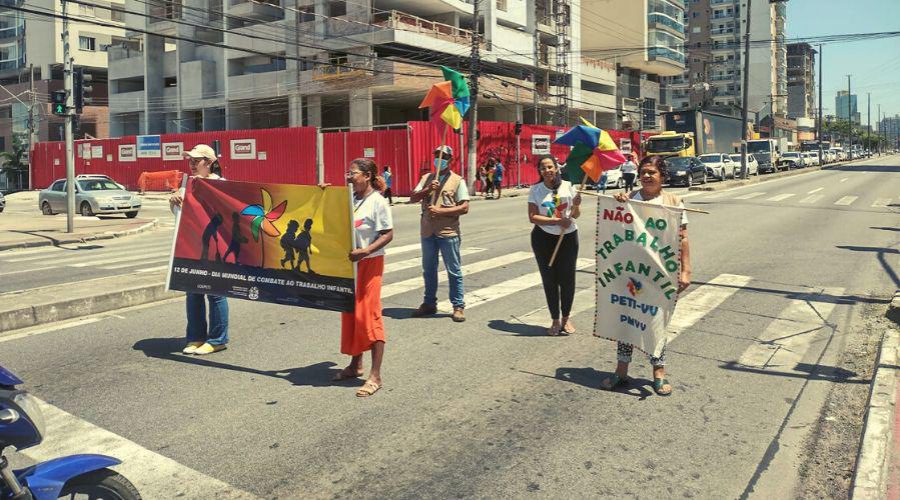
[602,155,692,396]
[527,155,582,336]
[332,158,394,397]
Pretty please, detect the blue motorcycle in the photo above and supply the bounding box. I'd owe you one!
[0,365,140,499]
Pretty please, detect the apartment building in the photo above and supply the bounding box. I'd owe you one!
[786,42,815,120]
[108,0,623,135]
[668,0,786,121]
[0,0,126,151]
[581,0,686,131]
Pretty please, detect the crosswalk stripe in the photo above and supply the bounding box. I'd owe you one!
[807,187,823,194]
[667,274,753,341]
[799,194,824,204]
[27,399,260,499]
[766,193,795,202]
[3,243,173,263]
[872,198,891,208]
[383,247,486,274]
[737,287,845,370]
[834,196,858,206]
[514,287,596,324]
[437,258,594,313]
[381,251,533,299]
[69,249,171,268]
[840,178,849,183]
[384,243,422,256]
[100,257,170,270]
[734,192,765,200]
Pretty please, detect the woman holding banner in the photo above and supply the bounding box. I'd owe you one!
[527,155,582,336]
[601,155,692,396]
[332,158,394,397]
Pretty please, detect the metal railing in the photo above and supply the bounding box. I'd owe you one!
[648,46,685,64]
[648,13,685,34]
[373,10,483,48]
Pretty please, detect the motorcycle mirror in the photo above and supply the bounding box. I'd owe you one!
[0,408,19,424]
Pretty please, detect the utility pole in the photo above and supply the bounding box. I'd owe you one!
[867,92,871,153]
[877,104,881,155]
[62,0,75,232]
[28,64,36,191]
[846,74,852,160]
[739,0,752,179]
[515,84,521,187]
[466,0,480,192]
[817,44,823,163]
[532,7,540,126]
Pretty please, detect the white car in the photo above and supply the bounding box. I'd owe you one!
[728,154,759,176]
[592,164,625,190]
[802,152,820,166]
[698,153,736,181]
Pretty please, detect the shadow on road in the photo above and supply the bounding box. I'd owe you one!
[835,244,900,287]
[132,337,343,387]
[691,279,887,305]
[381,307,452,320]
[520,368,655,400]
[487,319,547,336]
[826,164,900,173]
[719,361,868,384]
[870,226,900,232]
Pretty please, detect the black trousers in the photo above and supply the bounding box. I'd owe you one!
[531,226,579,320]
[623,172,637,191]
[384,188,393,204]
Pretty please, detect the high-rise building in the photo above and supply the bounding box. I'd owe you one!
[667,0,786,121]
[786,42,815,119]
[835,90,861,124]
[108,0,621,135]
[0,0,126,151]
[580,0,686,130]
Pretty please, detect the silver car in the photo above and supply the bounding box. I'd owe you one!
[39,178,141,218]
[729,154,759,176]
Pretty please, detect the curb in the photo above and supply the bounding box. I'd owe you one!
[851,312,899,499]
[687,157,872,193]
[887,291,900,324]
[0,218,159,252]
[0,281,179,332]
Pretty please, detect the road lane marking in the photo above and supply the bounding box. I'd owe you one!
[0,317,105,343]
[384,243,422,256]
[840,178,849,183]
[834,196,858,206]
[513,287,596,323]
[734,192,766,200]
[737,287,845,370]
[3,242,172,263]
[807,187,823,194]
[100,257,171,270]
[70,249,173,267]
[766,193,795,202]
[667,274,754,342]
[383,247,485,274]
[26,399,260,499]
[799,194,824,204]
[438,258,594,313]
[382,251,534,299]
[871,198,891,208]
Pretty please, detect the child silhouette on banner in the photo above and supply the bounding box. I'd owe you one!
[200,213,223,261]
[280,220,300,269]
[222,211,248,264]
[294,218,315,274]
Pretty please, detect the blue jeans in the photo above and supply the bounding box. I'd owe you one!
[185,293,229,345]
[421,235,465,309]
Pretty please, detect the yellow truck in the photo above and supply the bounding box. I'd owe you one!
[644,131,696,158]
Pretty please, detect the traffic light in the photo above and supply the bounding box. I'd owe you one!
[51,90,67,116]
[73,68,92,114]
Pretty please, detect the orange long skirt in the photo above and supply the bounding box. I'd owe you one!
[341,256,386,356]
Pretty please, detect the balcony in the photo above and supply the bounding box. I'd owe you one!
[227,0,282,22]
[0,24,21,42]
[648,46,684,65]
[373,10,485,50]
[711,10,737,20]
[648,13,685,35]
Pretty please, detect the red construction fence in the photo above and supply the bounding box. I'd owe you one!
[31,122,652,196]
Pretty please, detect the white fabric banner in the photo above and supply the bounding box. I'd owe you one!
[594,196,684,357]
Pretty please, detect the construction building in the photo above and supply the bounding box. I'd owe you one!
[786,42,815,120]
[108,0,629,135]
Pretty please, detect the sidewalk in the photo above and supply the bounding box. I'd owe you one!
[0,191,158,251]
[852,292,900,499]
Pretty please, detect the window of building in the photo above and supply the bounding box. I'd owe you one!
[581,80,615,95]
[78,36,95,51]
[328,1,346,17]
[111,9,125,22]
[496,0,507,11]
[78,4,94,16]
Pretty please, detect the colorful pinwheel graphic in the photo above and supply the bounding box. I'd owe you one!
[240,189,287,267]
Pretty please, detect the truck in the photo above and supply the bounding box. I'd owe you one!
[644,110,744,160]
[747,138,789,173]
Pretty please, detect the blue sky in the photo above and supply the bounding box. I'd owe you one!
[787,0,900,124]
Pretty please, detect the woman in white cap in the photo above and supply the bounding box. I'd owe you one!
[169,144,230,355]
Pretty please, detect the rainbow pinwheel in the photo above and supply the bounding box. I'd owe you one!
[240,188,287,241]
[555,119,627,183]
[418,66,471,131]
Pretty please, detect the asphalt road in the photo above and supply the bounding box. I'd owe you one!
[1,156,897,499]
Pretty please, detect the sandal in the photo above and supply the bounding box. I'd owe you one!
[332,367,363,382]
[600,374,629,390]
[356,380,381,397]
[562,319,576,334]
[653,378,672,396]
[548,322,561,336]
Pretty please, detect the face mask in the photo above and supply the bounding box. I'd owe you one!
[433,158,449,169]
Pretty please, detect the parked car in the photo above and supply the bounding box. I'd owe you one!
[830,148,846,161]
[728,154,759,176]
[665,156,707,187]
[802,152,820,167]
[0,191,5,213]
[39,177,141,218]
[698,153,736,181]
[778,152,806,169]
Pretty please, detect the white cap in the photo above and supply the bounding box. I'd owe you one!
[185,144,217,161]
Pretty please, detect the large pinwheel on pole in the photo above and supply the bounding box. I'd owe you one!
[418,66,471,203]
[549,118,628,266]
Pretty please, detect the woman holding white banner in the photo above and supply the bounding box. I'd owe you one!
[332,158,393,398]
[600,156,692,396]
[527,155,582,336]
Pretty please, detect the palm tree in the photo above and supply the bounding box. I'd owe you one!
[0,134,29,191]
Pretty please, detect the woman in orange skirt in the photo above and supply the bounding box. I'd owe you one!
[332,158,393,397]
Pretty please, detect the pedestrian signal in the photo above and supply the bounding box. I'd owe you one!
[51,91,67,116]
